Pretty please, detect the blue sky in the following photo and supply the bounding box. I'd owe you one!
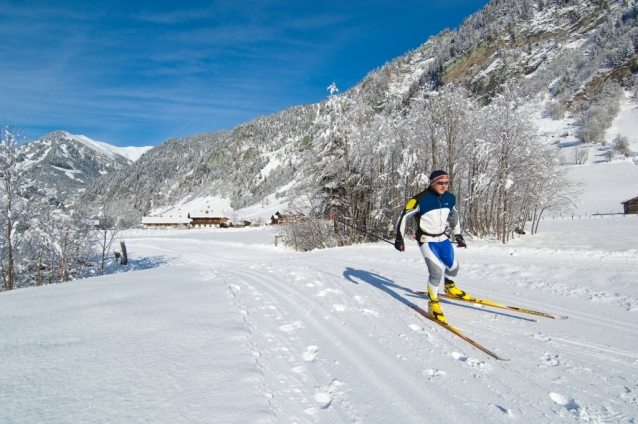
[1,0,490,147]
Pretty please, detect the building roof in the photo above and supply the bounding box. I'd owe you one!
[142,217,192,224]
[620,196,638,204]
[188,210,228,219]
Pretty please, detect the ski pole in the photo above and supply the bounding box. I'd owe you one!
[329,215,394,245]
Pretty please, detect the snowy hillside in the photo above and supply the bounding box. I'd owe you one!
[2,216,637,422]
[78,0,638,224]
[132,88,638,226]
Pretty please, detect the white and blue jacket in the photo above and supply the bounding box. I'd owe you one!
[396,187,461,243]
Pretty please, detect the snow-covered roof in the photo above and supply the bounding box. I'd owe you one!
[142,217,191,225]
[188,211,227,219]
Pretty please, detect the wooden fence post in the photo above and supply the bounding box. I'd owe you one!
[120,241,128,265]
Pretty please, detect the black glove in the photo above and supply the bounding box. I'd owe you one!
[455,234,467,248]
[394,236,405,252]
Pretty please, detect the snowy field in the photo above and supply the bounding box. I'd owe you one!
[2,215,637,423]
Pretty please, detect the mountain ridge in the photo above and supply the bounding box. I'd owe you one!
[18,130,151,205]
[78,0,638,221]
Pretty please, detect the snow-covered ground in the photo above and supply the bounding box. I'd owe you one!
[2,215,637,422]
[566,161,638,215]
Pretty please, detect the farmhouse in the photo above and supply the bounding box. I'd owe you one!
[269,211,305,225]
[621,196,638,215]
[188,211,229,228]
[141,216,191,229]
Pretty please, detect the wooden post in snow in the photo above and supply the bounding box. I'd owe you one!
[120,241,128,265]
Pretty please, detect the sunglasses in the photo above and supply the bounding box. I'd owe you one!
[434,181,449,186]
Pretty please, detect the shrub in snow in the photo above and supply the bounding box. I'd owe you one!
[575,83,623,145]
[574,147,589,165]
[613,134,632,157]
[546,101,566,120]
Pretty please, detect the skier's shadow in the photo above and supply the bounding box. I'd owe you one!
[342,267,416,307]
[342,267,535,322]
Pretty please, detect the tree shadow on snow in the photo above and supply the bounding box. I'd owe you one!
[342,267,535,322]
[86,256,173,278]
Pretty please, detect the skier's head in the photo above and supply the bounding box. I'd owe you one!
[429,170,449,195]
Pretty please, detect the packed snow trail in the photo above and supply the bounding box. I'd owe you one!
[1,218,637,422]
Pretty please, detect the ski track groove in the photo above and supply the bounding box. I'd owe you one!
[308,256,638,337]
[222,268,435,422]
[311,256,638,367]
[304,256,638,420]
[220,271,556,422]
[179,248,637,422]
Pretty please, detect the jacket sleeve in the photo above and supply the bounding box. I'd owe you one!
[447,206,461,235]
[395,198,420,239]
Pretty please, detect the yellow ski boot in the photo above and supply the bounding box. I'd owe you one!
[444,278,473,300]
[428,297,447,324]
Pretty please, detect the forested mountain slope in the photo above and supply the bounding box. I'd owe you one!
[80,0,638,229]
[19,131,133,205]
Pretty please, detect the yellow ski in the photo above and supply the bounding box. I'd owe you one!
[409,303,509,361]
[413,291,568,320]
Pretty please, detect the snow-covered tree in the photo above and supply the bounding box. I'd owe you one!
[0,126,34,290]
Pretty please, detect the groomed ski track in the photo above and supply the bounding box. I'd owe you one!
[2,220,637,423]
[168,222,638,423]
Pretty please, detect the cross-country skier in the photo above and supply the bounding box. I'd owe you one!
[394,170,469,323]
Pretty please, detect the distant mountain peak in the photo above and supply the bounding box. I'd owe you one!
[18,131,147,205]
[56,131,152,162]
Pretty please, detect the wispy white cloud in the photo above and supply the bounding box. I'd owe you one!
[0,0,491,146]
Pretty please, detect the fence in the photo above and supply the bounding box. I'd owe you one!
[541,211,634,220]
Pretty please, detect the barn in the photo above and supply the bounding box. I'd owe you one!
[141,216,191,229]
[269,211,305,225]
[621,196,638,215]
[188,211,229,228]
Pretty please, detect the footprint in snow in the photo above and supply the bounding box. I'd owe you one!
[542,352,560,366]
[304,407,318,415]
[494,405,514,416]
[332,303,346,311]
[314,392,332,408]
[452,352,486,369]
[549,392,580,411]
[292,366,305,374]
[451,352,468,362]
[424,369,447,377]
[302,346,318,362]
[533,332,551,342]
[279,321,303,332]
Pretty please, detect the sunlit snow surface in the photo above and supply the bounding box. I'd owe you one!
[1,216,638,423]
